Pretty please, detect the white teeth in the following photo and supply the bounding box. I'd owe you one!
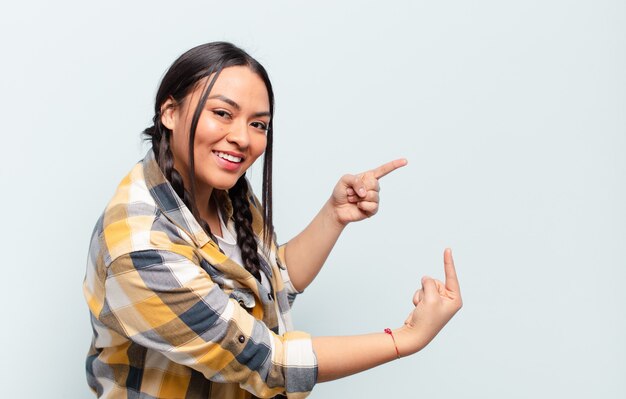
[215,151,243,163]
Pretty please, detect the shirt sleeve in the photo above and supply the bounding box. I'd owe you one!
[100,249,317,399]
[276,243,303,307]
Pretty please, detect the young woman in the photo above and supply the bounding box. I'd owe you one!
[83,42,462,399]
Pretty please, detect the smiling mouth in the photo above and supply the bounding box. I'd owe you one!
[213,151,244,163]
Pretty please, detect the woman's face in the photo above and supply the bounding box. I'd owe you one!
[162,65,270,193]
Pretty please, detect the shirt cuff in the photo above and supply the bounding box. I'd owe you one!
[269,331,318,398]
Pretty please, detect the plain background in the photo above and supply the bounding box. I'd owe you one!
[1,1,624,398]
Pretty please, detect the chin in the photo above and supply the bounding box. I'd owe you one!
[206,176,243,191]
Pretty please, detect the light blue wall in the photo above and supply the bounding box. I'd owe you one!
[1,1,624,397]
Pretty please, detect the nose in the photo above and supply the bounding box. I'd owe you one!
[226,121,250,149]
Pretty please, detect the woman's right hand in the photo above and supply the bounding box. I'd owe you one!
[312,248,461,382]
[397,248,463,355]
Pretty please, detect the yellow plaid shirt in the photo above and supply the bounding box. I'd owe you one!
[83,151,317,399]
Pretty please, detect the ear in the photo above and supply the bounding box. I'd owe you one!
[160,97,178,131]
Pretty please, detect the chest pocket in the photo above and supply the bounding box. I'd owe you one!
[197,256,257,311]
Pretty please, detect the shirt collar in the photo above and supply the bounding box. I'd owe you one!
[142,150,212,247]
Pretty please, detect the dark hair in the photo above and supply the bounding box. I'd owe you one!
[142,42,274,281]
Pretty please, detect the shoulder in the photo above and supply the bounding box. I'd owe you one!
[91,161,196,267]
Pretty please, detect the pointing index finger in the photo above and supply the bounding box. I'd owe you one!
[372,158,408,179]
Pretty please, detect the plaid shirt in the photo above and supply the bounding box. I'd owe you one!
[83,151,317,399]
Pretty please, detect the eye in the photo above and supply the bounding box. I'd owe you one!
[250,121,268,133]
[212,110,232,120]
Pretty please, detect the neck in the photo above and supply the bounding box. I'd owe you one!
[171,159,220,237]
[195,184,213,219]
[198,188,224,238]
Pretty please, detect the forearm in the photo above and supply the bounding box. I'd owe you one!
[283,200,345,291]
[313,326,423,382]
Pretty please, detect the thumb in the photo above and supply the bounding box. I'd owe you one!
[348,174,367,198]
[412,289,424,306]
[336,174,366,199]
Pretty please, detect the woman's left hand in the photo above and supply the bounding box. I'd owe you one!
[329,158,408,226]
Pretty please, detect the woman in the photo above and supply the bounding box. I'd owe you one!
[83,42,462,399]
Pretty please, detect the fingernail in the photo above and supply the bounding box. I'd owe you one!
[359,188,366,196]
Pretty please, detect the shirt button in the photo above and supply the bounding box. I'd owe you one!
[238,335,245,344]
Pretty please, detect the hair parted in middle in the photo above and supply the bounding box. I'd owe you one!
[142,41,275,281]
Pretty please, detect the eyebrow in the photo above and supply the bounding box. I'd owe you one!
[208,94,271,118]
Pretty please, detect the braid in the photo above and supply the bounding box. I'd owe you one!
[229,177,262,281]
[143,117,216,241]
[148,118,262,280]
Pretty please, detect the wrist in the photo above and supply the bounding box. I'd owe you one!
[393,325,428,357]
[323,200,349,229]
